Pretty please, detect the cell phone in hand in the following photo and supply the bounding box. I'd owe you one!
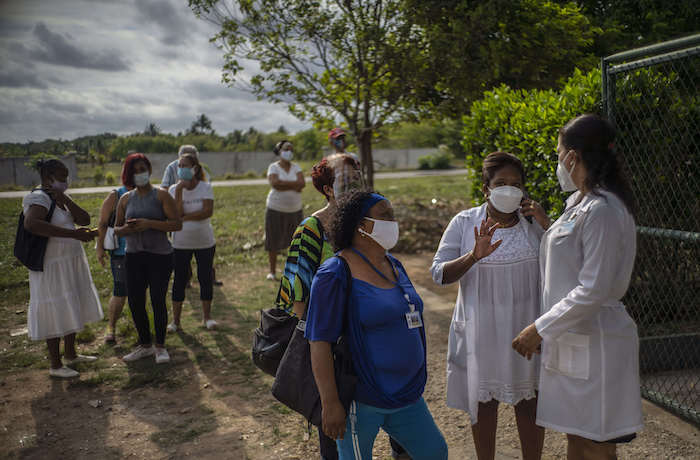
[521,192,533,224]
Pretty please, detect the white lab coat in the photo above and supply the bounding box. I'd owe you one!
[431,204,544,424]
[535,190,643,441]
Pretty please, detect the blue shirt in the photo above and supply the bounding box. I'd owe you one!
[305,255,427,409]
[112,186,128,256]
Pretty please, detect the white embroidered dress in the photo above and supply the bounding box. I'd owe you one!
[431,203,544,424]
[22,191,103,340]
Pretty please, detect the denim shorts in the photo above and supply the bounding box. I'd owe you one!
[110,255,128,297]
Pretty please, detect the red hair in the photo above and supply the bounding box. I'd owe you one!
[311,154,358,199]
[121,153,151,187]
[311,158,334,198]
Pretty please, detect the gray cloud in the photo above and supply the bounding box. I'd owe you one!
[0,68,47,88]
[28,22,130,70]
[134,0,191,45]
[0,0,311,142]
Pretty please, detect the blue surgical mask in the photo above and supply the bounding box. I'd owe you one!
[177,167,194,180]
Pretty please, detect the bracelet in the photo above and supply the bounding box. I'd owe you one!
[468,251,479,263]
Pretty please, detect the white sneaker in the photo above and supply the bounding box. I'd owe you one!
[154,347,170,364]
[204,319,218,330]
[65,354,97,365]
[266,273,276,281]
[166,323,180,333]
[122,345,155,362]
[49,366,79,378]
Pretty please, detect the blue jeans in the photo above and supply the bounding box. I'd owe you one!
[337,397,448,460]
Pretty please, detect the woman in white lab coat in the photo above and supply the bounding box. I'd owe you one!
[513,114,643,460]
[431,152,548,460]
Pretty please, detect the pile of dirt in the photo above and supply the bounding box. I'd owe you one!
[393,197,468,253]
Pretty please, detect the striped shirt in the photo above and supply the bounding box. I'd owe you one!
[277,216,335,312]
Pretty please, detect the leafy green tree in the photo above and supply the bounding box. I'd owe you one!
[293,128,326,160]
[565,0,700,56]
[189,0,431,187]
[403,0,599,117]
[144,123,161,137]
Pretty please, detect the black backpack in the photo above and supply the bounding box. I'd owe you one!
[14,190,56,272]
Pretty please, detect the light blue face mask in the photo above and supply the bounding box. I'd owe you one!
[177,167,194,181]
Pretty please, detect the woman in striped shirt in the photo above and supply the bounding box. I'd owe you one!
[277,153,362,460]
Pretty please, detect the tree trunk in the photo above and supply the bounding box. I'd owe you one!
[357,128,374,189]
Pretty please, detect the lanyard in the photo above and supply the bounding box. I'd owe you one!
[350,247,416,313]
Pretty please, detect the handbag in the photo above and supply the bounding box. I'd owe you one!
[102,189,120,250]
[251,303,299,377]
[271,256,357,427]
[14,189,56,272]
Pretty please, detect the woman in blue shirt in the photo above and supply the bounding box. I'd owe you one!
[96,168,133,344]
[305,191,448,460]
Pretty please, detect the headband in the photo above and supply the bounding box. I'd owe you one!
[359,193,387,218]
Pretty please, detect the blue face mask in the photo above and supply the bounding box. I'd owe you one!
[177,167,194,180]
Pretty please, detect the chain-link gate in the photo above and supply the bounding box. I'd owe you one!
[602,34,700,426]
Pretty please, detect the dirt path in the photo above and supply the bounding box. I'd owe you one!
[1,252,698,459]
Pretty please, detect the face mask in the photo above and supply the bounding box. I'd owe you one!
[51,179,69,192]
[488,185,523,213]
[358,217,399,251]
[177,167,194,181]
[280,150,293,161]
[556,151,578,192]
[133,171,150,187]
[334,138,345,150]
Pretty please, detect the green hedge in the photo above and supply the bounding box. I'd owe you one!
[461,68,602,216]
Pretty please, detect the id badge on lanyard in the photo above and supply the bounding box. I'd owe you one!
[404,293,423,329]
[349,247,424,330]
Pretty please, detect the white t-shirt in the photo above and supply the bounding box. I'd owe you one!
[266,161,303,212]
[168,181,215,249]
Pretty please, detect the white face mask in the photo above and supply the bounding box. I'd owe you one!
[556,151,578,192]
[133,171,150,187]
[488,185,523,213]
[280,150,293,161]
[358,217,399,251]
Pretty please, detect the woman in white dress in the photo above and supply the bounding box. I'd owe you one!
[513,114,643,459]
[22,159,103,378]
[431,152,550,459]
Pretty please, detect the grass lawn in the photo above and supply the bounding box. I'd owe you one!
[0,174,471,377]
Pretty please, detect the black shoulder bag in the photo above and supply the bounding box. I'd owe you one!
[14,190,56,272]
[251,282,299,377]
[271,256,357,427]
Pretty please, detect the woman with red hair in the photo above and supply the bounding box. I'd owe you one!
[115,153,182,364]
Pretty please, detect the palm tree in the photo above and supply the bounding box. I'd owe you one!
[189,114,214,135]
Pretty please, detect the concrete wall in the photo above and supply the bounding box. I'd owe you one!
[0,155,78,187]
[147,148,437,180]
[146,152,278,181]
[0,148,438,186]
[371,148,436,169]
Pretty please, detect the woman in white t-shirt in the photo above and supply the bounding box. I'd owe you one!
[265,140,305,280]
[168,153,217,330]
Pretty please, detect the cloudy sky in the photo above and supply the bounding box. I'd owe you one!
[0,0,310,143]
